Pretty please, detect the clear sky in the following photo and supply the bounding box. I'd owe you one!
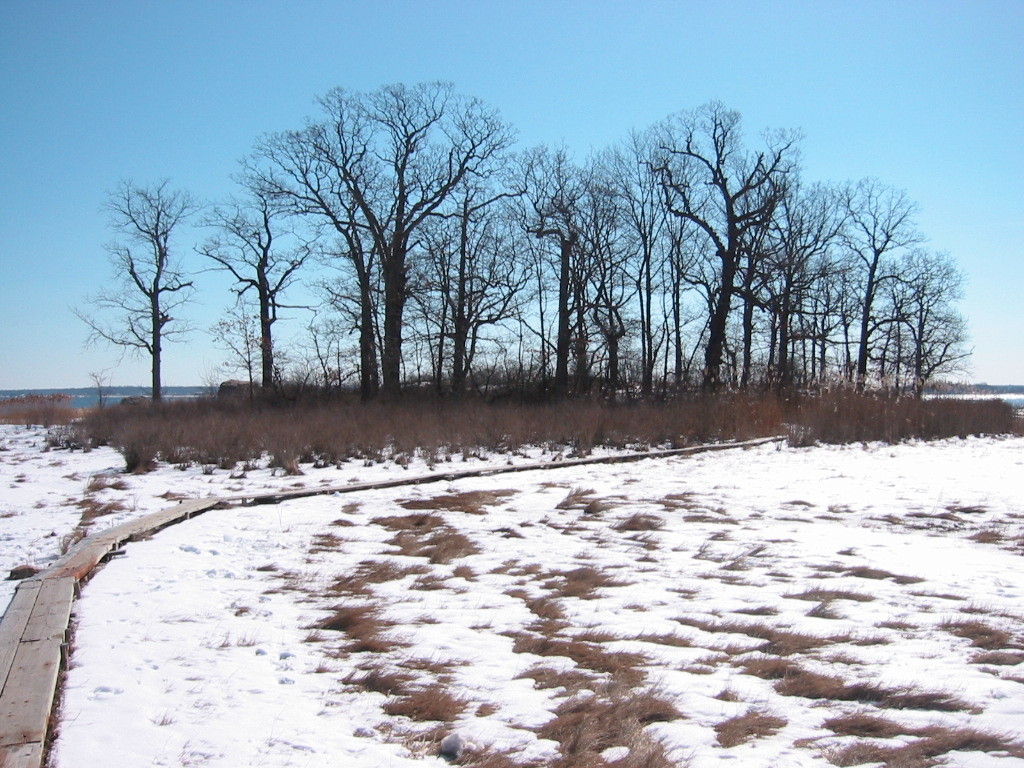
[1,0,1021,389]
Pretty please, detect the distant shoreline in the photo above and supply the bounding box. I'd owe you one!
[0,386,209,409]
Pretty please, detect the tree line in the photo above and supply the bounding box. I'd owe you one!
[78,82,970,402]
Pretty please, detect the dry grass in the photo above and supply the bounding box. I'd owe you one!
[613,513,666,532]
[940,618,1018,650]
[675,616,847,656]
[510,632,648,683]
[314,604,401,653]
[786,588,875,603]
[516,664,597,694]
[372,513,481,563]
[536,686,682,768]
[399,489,517,515]
[542,566,629,599]
[714,709,787,747]
[75,496,128,525]
[825,725,1024,767]
[843,565,925,584]
[774,666,974,712]
[823,712,913,738]
[971,650,1024,665]
[382,683,468,722]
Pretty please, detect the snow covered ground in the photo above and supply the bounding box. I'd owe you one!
[3,425,1024,767]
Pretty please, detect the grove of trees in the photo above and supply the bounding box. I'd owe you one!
[81,83,971,401]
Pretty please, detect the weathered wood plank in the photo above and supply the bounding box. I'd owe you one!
[0,638,62,748]
[222,436,788,505]
[0,583,40,692]
[46,499,222,580]
[21,579,74,644]
[0,741,43,768]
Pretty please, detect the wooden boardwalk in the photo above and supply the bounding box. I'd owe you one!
[0,436,783,767]
[0,498,221,767]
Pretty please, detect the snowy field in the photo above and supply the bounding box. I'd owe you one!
[2,425,1024,767]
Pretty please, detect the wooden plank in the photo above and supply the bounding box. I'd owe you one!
[45,499,222,581]
[0,583,40,691]
[222,436,788,505]
[0,742,43,768]
[0,638,62,749]
[21,579,74,643]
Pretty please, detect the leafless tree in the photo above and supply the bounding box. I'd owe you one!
[655,103,799,390]
[841,178,922,389]
[200,186,313,388]
[210,300,262,401]
[77,180,199,401]
[518,146,592,395]
[885,249,971,394]
[253,82,514,399]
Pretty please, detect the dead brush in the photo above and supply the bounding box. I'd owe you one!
[736,656,800,680]
[536,685,681,767]
[674,617,845,656]
[372,512,446,532]
[399,489,517,515]
[971,650,1024,665]
[825,725,1024,767]
[383,683,468,722]
[309,532,346,553]
[555,488,598,510]
[314,604,402,653]
[843,565,925,584]
[939,618,1018,650]
[543,566,629,599]
[786,588,875,603]
[613,513,666,532]
[510,633,649,683]
[517,664,597,695]
[75,496,128,525]
[84,474,129,493]
[343,663,414,696]
[714,709,787,747]
[822,712,914,738]
[774,666,974,712]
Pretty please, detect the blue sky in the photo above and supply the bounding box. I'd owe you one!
[1,0,1021,388]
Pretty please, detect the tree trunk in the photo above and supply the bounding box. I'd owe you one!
[554,235,574,395]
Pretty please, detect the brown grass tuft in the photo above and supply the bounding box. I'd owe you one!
[714,709,787,747]
[822,712,912,738]
[613,513,665,532]
[510,633,648,683]
[940,618,1017,650]
[786,588,874,603]
[399,489,517,515]
[314,604,400,653]
[383,683,468,722]
[543,566,629,599]
[343,664,415,696]
[775,667,974,712]
[826,725,1024,767]
[536,687,682,767]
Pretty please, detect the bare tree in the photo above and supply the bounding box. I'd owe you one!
[655,103,798,390]
[77,180,198,401]
[605,132,670,397]
[841,178,922,389]
[885,249,971,395]
[254,82,514,399]
[210,300,262,401]
[200,186,313,388]
[519,146,591,395]
[763,181,844,388]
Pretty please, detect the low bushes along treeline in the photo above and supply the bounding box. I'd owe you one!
[0,394,77,427]
[57,391,1020,474]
